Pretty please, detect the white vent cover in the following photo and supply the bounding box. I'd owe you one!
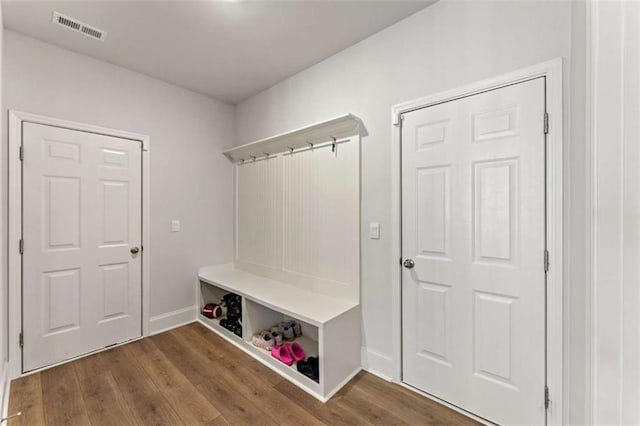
[51,11,107,42]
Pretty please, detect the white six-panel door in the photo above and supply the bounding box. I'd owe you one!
[401,78,546,425]
[22,122,142,372]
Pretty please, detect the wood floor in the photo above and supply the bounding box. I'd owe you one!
[8,322,478,425]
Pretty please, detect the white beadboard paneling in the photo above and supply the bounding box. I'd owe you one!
[234,136,360,302]
[283,139,359,286]
[236,157,282,269]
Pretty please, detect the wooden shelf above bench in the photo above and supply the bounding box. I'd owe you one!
[222,114,364,163]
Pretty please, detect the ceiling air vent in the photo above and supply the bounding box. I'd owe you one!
[51,11,107,42]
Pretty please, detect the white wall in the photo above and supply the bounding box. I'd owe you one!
[235,0,588,422]
[589,2,640,424]
[2,31,235,328]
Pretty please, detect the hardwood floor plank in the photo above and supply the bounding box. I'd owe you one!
[99,345,183,425]
[124,340,222,424]
[150,331,269,425]
[274,379,367,426]
[187,323,284,387]
[9,324,480,426]
[171,326,324,426]
[7,373,45,426]
[355,372,478,425]
[76,371,136,426]
[40,363,91,426]
[334,378,409,426]
[72,352,110,382]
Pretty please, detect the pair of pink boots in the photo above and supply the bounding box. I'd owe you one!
[271,342,305,366]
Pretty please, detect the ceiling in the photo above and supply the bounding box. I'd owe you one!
[3,0,433,104]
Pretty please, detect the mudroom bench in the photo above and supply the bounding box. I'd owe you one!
[198,263,361,402]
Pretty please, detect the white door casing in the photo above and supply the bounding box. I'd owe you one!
[22,122,143,372]
[401,78,547,424]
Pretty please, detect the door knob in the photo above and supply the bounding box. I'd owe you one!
[130,247,140,254]
[403,259,415,269]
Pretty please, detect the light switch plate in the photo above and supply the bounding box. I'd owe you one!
[171,220,181,232]
[369,222,380,240]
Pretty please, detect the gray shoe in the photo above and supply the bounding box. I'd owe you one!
[276,322,295,340]
[289,320,302,338]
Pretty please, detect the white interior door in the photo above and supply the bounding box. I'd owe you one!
[22,122,142,372]
[401,78,547,425]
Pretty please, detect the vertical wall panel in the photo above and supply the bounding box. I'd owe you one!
[282,141,359,286]
[235,138,360,298]
[236,157,282,269]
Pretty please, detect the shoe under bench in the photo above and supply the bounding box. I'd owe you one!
[197,263,361,402]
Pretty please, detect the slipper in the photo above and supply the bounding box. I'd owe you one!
[271,345,294,366]
[285,342,306,362]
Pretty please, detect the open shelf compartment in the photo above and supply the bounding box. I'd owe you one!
[198,264,361,402]
[198,281,243,341]
[244,299,320,385]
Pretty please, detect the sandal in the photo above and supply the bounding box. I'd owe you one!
[271,345,294,366]
[285,342,306,362]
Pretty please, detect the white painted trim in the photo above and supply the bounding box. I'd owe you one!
[584,2,596,424]
[390,58,564,425]
[0,362,10,422]
[361,346,394,381]
[148,306,197,335]
[8,110,151,379]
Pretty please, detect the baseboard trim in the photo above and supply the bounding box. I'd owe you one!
[361,346,394,380]
[148,306,197,335]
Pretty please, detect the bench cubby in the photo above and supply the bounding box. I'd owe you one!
[198,263,360,402]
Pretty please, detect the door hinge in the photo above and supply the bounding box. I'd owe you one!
[544,385,550,409]
[399,257,403,266]
[19,332,23,348]
[19,146,24,161]
[19,239,24,255]
[544,112,549,134]
[544,249,550,273]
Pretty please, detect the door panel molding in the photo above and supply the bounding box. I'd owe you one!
[390,58,563,425]
[8,110,151,379]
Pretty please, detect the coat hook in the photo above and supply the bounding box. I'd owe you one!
[240,158,245,164]
[307,142,314,149]
[288,147,294,153]
[263,152,270,158]
[330,136,337,152]
[250,156,256,161]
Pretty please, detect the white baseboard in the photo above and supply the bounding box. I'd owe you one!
[148,305,197,335]
[361,346,394,381]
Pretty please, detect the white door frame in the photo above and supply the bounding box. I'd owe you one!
[8,110,151,379]
[390,58,563,425]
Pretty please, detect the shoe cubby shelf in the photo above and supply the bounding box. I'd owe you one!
[198,263,361,402]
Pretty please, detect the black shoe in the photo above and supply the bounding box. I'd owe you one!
[297,357,319,383]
